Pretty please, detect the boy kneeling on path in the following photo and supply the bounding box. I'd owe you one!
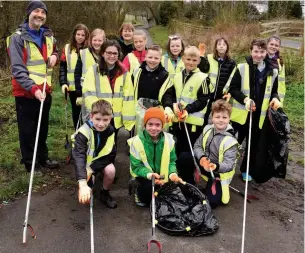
[194,100,238,208]
[72,99,117,208]
[128,107,184,207]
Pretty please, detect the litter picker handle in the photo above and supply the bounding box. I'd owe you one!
[64,87,68,101]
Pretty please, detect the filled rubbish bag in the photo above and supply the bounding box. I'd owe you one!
[251,108,290,183]
[153,182,219,236]
[135,98,162,135]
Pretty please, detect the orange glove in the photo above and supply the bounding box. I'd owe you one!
[169,173,185,184]
[200,157,210,168]
[269,98,281,111]
[222,93,231,103]
[155,179,166,185]
[199,43,206,56]
[178,110,188,121]
[173,103,181,116]
[208,163,217,171]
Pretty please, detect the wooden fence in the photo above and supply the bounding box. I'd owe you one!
[169,19,212,37]
[259,20,304,37]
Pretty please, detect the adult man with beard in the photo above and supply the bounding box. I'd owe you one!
[6,1,59,172]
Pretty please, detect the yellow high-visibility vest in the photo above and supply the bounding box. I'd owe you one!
[161,55,185,79]
[71,123,114,168]
[7,31,54,86]
[277,59,286,105]
[127,52,140,73]
[127,132,175,181]
[80,48,96,86]
[173,68,209,129]
[200,128,238,204]
[64,44,78,91]
[82,64,136,131]
[230,63,277,129]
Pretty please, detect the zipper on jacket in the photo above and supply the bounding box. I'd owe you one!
[213,61,224,100]
[153,143,157,170]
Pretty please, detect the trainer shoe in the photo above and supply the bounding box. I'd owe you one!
[40,159,59,169]
[100,189,117,209]
[134,187,147,207]
[242,172,252,182]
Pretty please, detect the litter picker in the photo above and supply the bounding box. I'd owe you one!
[22,62,49,244]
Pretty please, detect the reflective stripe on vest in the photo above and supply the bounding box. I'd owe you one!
[71,124,114,168]
[207,54,219,93]
[223,66,237,94]
[161,55,185,79]
[127,132,175,181]
[201,128,237,204]
[133,67,174,102]
[277,59,286,104]
[128,53,140,73]
[230,63,276,129]
[83,64,135,130]
[64,44,78,91]
[80,48,96,85]
[174,69,209,127]
[16,36,54,86]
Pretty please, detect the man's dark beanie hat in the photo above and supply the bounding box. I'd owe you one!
[26,1,48,16]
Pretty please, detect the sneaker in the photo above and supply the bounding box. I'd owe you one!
[40,159,59,169]
[242,172,253,182]
[134,187,147,207]
[100,189,117,209]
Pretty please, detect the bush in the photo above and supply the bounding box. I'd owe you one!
[284,53,304,84]
[159,2,178,26]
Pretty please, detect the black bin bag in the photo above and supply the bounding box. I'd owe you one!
[153,182,219,236]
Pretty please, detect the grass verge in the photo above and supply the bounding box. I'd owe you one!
[149,25,169,49]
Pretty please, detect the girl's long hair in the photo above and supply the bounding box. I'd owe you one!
[98,40,122,75]
[213,37,231,60]
[69,24,90,53]
[166,35,185,59]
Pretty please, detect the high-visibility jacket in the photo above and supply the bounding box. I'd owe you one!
[132,67,173,103]
[161,55,185,79]
[64,44,78,91]
[128,132,175,182]
[230,63,277,129]
[173,68,209,129]
[127,52,140,73]
[82,64,136,131]
[200,128,238,204]
[277,59,286,104]
[6,31,54,87]
[80,48,96,86]
[71,123,115,168]
[207,54,231,94]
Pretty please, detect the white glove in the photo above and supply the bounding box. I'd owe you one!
[61,84,69,94]
[76,97,82,106]
[78,180,91,204]
[244,97,256,111]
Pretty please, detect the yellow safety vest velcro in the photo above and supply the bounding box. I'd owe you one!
[161,55,185,79]
[173,68,209,129]
[277,59,286,105]
[132,67,173,102]
[80,48,96,86]
[127,53,140,73]
[71,123,115,167]
[200,128,238,204]
[7,32,54,86]
[64,44,78,91]
[82,64,136,131]
[230,63,277,129]
[127,132,175,181]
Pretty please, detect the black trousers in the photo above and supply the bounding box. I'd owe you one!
[231,112,261,173]
[15,95,52,165]
[69,91,81,130]
[136,177,160,205]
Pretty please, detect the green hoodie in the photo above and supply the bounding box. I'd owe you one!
[130,130,177,178]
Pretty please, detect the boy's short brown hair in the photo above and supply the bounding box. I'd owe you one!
[211,99,232,116]
[183,46,200,58]
[147,44,162,55]
[91,99,113,116]
[250,39,267,50]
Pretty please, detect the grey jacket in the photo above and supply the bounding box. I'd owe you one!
[194,124,238,173]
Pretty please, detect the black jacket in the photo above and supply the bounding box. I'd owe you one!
[118,38,133,60]
[132,62,174,108]
[229,56,279,112]
[198,55,236,100]
[74,48,98,97]
[72,122,116,181]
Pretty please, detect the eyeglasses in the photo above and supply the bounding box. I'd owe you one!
[105,51,119,57]
[168,35,181,40]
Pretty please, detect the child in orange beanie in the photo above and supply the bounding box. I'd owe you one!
[128,107,184,206]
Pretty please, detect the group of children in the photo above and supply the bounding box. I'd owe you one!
[60,22,285,209]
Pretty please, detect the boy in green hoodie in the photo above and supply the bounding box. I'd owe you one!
[128,107,184,206]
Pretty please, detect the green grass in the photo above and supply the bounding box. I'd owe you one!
[284,83,304,129]
[0,82,75,201]
[149,25,169,50]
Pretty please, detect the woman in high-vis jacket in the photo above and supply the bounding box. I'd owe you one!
[82,40,136,142]
[60,24,90,129]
